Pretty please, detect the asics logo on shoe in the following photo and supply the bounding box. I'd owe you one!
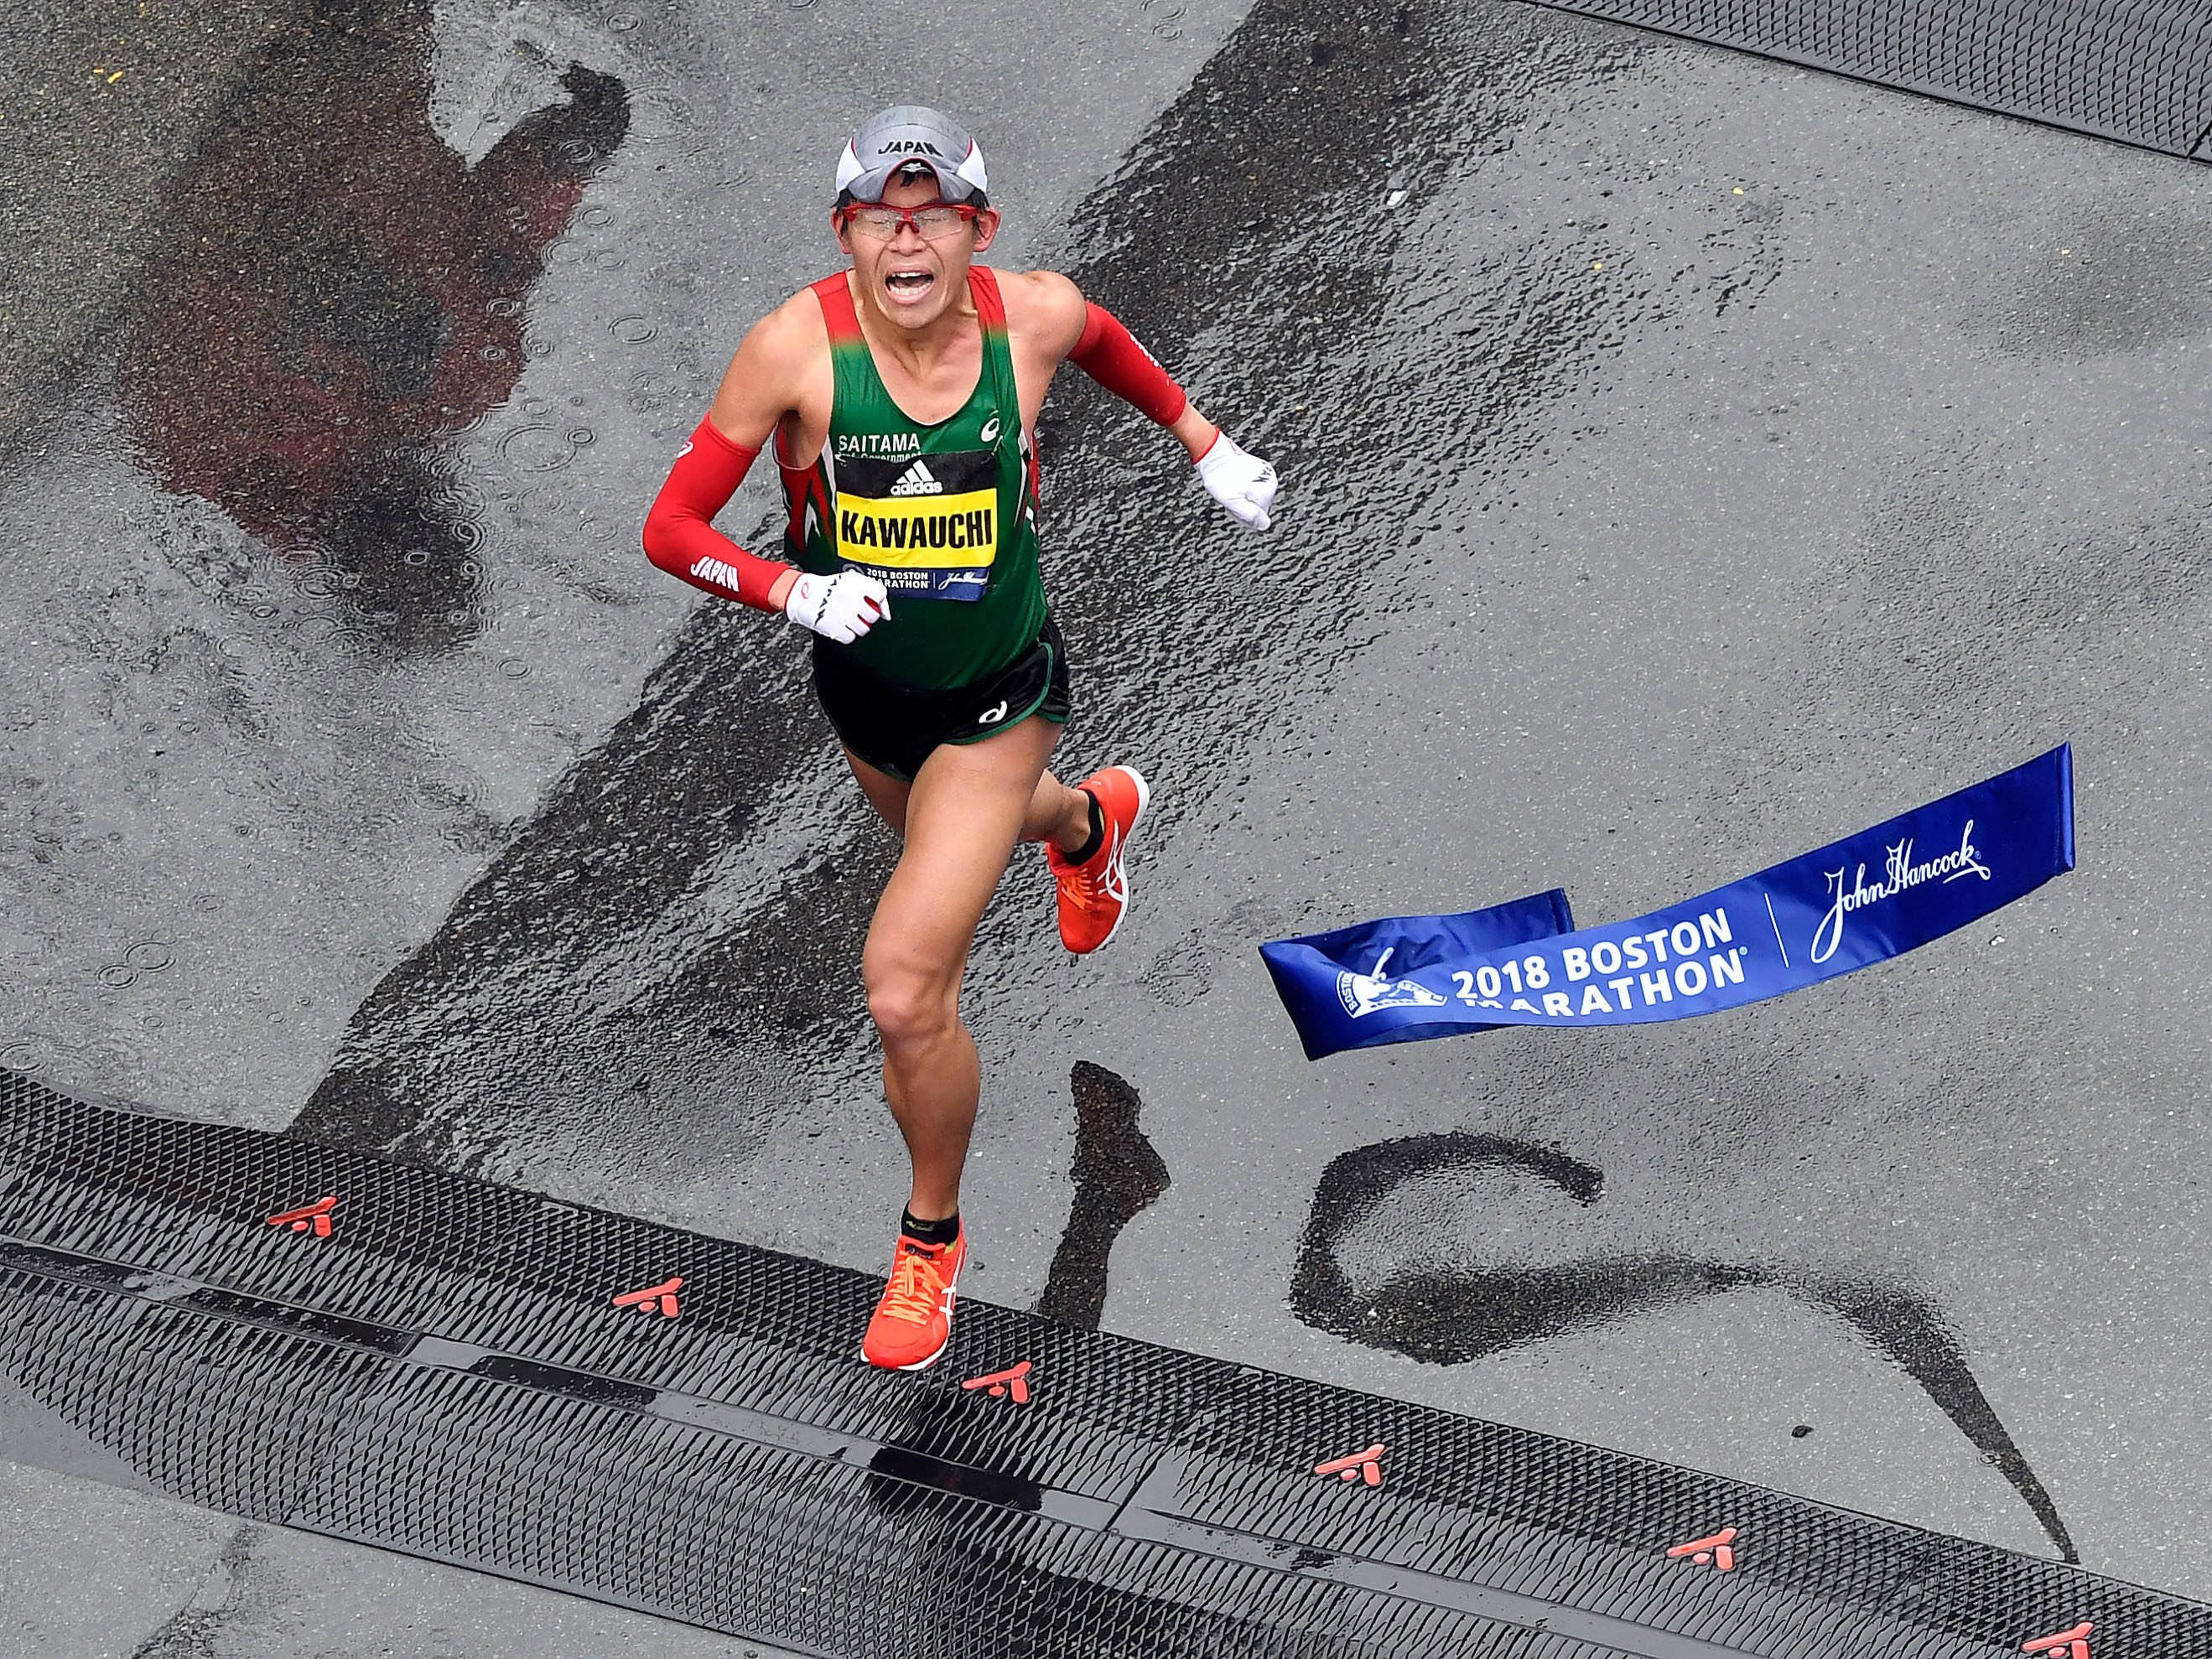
[979,415,1001,443]
[1051,765,1145,956]
[1097,824,1128,901]
[977,700,1008,725]
[888,459,944,496]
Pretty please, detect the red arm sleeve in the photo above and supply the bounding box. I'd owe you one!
[1069,303,1187,427]
[641,417,792,611]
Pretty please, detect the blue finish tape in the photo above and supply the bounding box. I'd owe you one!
[1260,746,2075,1060]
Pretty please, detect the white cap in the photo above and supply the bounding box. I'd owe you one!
[834,106,989,204]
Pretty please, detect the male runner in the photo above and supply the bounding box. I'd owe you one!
[641,106,1277,1370]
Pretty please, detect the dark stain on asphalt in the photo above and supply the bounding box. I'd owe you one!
[113,0,628,660]
[289,613,847,1173]
[1033,1062,1170,1330]
[1289,1131,2077,1561]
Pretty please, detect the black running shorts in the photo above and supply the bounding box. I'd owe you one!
[812,613,1072,783]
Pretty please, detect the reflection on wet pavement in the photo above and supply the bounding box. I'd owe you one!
[116,0,629,659]
[1290,1131,2075,1560]
[1034,1062,1170,1330]
[288,609,847,1174]
[0,0,687,1124]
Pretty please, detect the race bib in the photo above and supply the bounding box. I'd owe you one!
[833,448,997,601]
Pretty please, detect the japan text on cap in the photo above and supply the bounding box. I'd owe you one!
[835,106,989,204]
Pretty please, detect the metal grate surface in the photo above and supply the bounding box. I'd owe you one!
[2,1072,2205,1658]
[1516,0,2212,158]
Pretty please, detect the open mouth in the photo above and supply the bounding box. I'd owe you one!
[885,268,936,303]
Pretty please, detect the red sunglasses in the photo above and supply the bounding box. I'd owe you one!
[836,201,984,241]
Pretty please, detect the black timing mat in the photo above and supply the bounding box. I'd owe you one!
[2,1072,2204,1657]
[1517,0,2212,158]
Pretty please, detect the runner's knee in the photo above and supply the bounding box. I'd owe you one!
[863,962,957,1049]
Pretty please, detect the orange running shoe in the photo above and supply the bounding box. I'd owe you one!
[859,1225,968,1371]
[1047,765,1150,955]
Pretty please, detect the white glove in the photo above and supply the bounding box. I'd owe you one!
[783,570,889,644]
[1195,431,1278,531]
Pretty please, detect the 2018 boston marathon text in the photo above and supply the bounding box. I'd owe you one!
[1404,821,1990,1023]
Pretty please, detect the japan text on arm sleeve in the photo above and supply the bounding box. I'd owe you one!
[640,417,791,610]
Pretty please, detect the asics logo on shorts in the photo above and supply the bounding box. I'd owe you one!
[977,700,1008,725]
[888,459,945,496]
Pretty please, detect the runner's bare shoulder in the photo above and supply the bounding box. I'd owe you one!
[707,289,833,447]
[996,269,1089,360]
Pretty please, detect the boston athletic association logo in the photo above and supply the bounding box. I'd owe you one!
[1337,949,1447,1019]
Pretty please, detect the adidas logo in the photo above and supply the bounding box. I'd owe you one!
[888,459,945,496]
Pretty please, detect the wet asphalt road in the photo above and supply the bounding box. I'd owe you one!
[5,0,2212,1648]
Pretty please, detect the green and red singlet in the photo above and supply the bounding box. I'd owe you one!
[777,268,1046,691]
